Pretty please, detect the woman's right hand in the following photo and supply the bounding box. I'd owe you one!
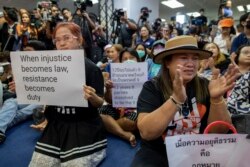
[172,65,187,103]
[8,80,16,93]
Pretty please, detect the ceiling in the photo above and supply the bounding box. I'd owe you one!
[159,0,250,22]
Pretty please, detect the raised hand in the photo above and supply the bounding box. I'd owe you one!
[208,64,241,98]
[172,65,187,103]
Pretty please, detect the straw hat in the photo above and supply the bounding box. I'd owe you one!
[153,35,212,64]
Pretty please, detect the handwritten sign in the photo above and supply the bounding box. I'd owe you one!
[110,62,147,108]
[10,50,88,107]
[165,134,250,167]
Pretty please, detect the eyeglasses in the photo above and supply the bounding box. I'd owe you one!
[53,35,78,44]
[240,51,250,55]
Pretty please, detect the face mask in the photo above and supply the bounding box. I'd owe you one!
[136,50,145,58]
[123,59,137,64]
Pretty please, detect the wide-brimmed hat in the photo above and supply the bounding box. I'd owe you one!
[153,36,212,64]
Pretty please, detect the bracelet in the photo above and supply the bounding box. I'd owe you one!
[210,97,225,105]
[169,96,184,113]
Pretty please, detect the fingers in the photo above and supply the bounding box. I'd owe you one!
[105,80,113,89]
[223,64,241,87]
[83,85,96,100]
[172,65,187,103]
[230,52,238,67]
[83,85,96,93]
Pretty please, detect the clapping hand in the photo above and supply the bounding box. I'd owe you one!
[208,64,241,98]
[172,65,187,103]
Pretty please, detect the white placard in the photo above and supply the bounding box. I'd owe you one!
[165,134,250,167]
[110,62,147,108]
[10,50,88,107]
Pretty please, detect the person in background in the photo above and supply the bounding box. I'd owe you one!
[61,8,73,22]
[96,44,112,71]
[131,36,240,167]
[116,10,137,47]
[16,11,38,50]
[0,40,46,144]
[200,42,231,80]
[231,12,250,54]
[147,40,165,80]
[134,26,154,54]
[214,18,234,56]
[218,0,233,19]
[104,44,123,74]
[29,22,107,167]
[135,43,148,61]
[0,6,19,51]
[233,44,250,74]
[99,48,140,147]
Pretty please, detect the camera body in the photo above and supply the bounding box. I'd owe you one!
[74,0,93,12]
[112,9,125,21]
[30,14,37,27]
[152,18,162,32]
[140,7,151,21]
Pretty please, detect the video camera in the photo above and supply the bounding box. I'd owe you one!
[152,18,162,32]
[140,7,151,21]
[74,0,93,12]
[30,14,36,27]
[112,9,125,21]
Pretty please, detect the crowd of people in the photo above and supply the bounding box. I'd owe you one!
[0,0,249,166]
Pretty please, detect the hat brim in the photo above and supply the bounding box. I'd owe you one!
[153,48,212,64]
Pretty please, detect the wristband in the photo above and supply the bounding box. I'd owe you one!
[170,96,184,114]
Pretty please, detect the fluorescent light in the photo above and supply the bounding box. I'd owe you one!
[247,4,250,11]
[92,0,99,4]
[161,0,184,9]
[237,6,244,12]
[161,18,166,22]
[186,12,200,17]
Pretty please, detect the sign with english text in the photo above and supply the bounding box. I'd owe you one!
[10,50,88,107]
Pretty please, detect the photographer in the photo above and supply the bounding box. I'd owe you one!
[137,7,151,27]
[112,9,137,47]
[45,4,63,49]
[73,0,96,61]
[31,8,47,41]
[0,7,19,51]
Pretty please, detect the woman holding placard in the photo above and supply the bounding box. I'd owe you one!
[131,35,240,167]
[99,48,140,147]
[29,22,107,167]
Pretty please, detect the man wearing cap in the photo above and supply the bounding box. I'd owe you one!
[214,18,234,56]
[131,36,240,167]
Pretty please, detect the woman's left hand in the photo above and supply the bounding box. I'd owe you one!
[208,64,241,98]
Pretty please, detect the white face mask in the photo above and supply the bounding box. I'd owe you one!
[123,59,137,64]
